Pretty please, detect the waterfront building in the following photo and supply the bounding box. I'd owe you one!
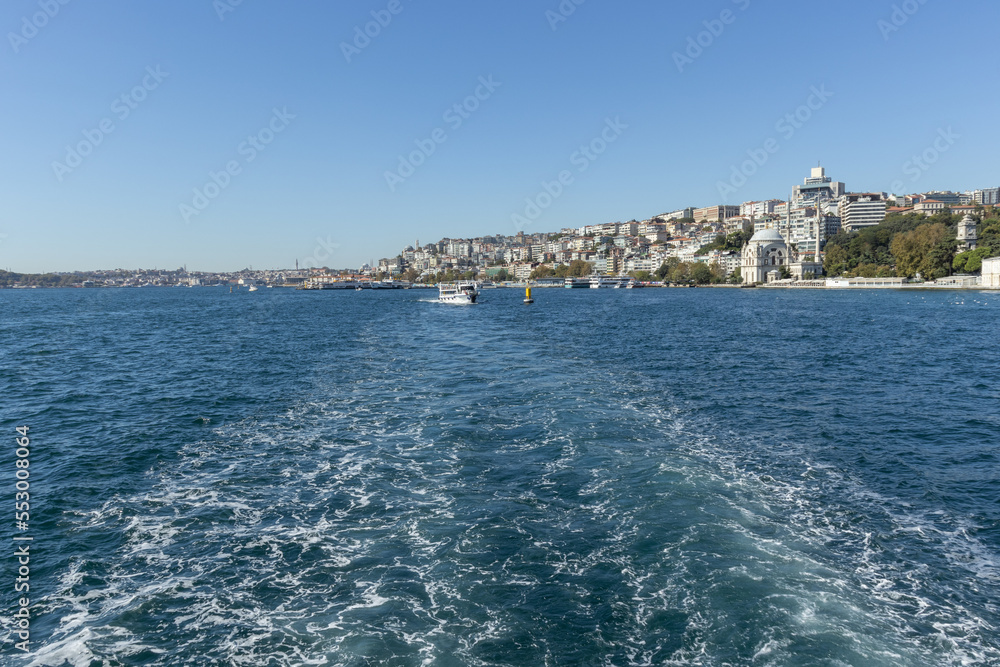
[983,257,1000,288]
[741,228,788,284]
[825,277,907,288]
[957,214,978,252]
[839,193,887,233]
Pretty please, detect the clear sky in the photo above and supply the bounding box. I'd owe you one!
[1,0,997,273]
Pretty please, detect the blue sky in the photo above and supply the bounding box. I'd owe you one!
[1,0,997,272]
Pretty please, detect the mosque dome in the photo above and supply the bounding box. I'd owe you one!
[749,228,785,243]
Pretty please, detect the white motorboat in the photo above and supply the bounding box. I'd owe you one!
[438,281,478,304]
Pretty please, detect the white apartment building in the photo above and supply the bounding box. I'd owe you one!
[740,200,783,218]
[971,188,999,205]
[839,193,887,232]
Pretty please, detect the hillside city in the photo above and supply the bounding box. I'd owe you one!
[3,166,998,289]
[366,166,999,286]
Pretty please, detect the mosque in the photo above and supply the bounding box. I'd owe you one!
[741,223,824,284]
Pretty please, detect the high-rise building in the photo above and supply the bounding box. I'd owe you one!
[792,167,846,206]
[839,193,887,233]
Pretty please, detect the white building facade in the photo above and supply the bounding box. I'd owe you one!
[742,228,788,284]
[983,257,1000,288]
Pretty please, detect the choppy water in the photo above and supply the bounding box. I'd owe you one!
[1,286,998,666]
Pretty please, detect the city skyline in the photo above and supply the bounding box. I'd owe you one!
[2,1,998,273]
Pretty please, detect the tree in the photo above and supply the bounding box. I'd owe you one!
[656,257,680,280]
[669,262,691,284]
[530,265,555,279]
[729,267,742,284]
[954,247,993,273]
[890,223,948,278]
[708,262,725,284]
[629,270,652,282]
[690,263,712,284]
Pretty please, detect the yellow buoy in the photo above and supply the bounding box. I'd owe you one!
[524,286,533,304]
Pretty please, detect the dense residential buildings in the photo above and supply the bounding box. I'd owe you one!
[365,167,998,285]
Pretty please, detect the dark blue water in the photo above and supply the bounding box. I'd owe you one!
[2,286,998,666]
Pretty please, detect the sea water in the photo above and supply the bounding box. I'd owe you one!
[1,287,998,666]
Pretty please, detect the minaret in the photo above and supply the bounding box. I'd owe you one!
[815,216,822,265]
[784,197,791,244]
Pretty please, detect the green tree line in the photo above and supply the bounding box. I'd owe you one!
[822,210,1000,279]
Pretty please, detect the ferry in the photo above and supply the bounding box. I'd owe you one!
[590,276,630,288]
[564,277,591,289]
[438,281,478,304]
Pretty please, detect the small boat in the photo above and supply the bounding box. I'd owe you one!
[248,285,259,292]
[438,281,478,304]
